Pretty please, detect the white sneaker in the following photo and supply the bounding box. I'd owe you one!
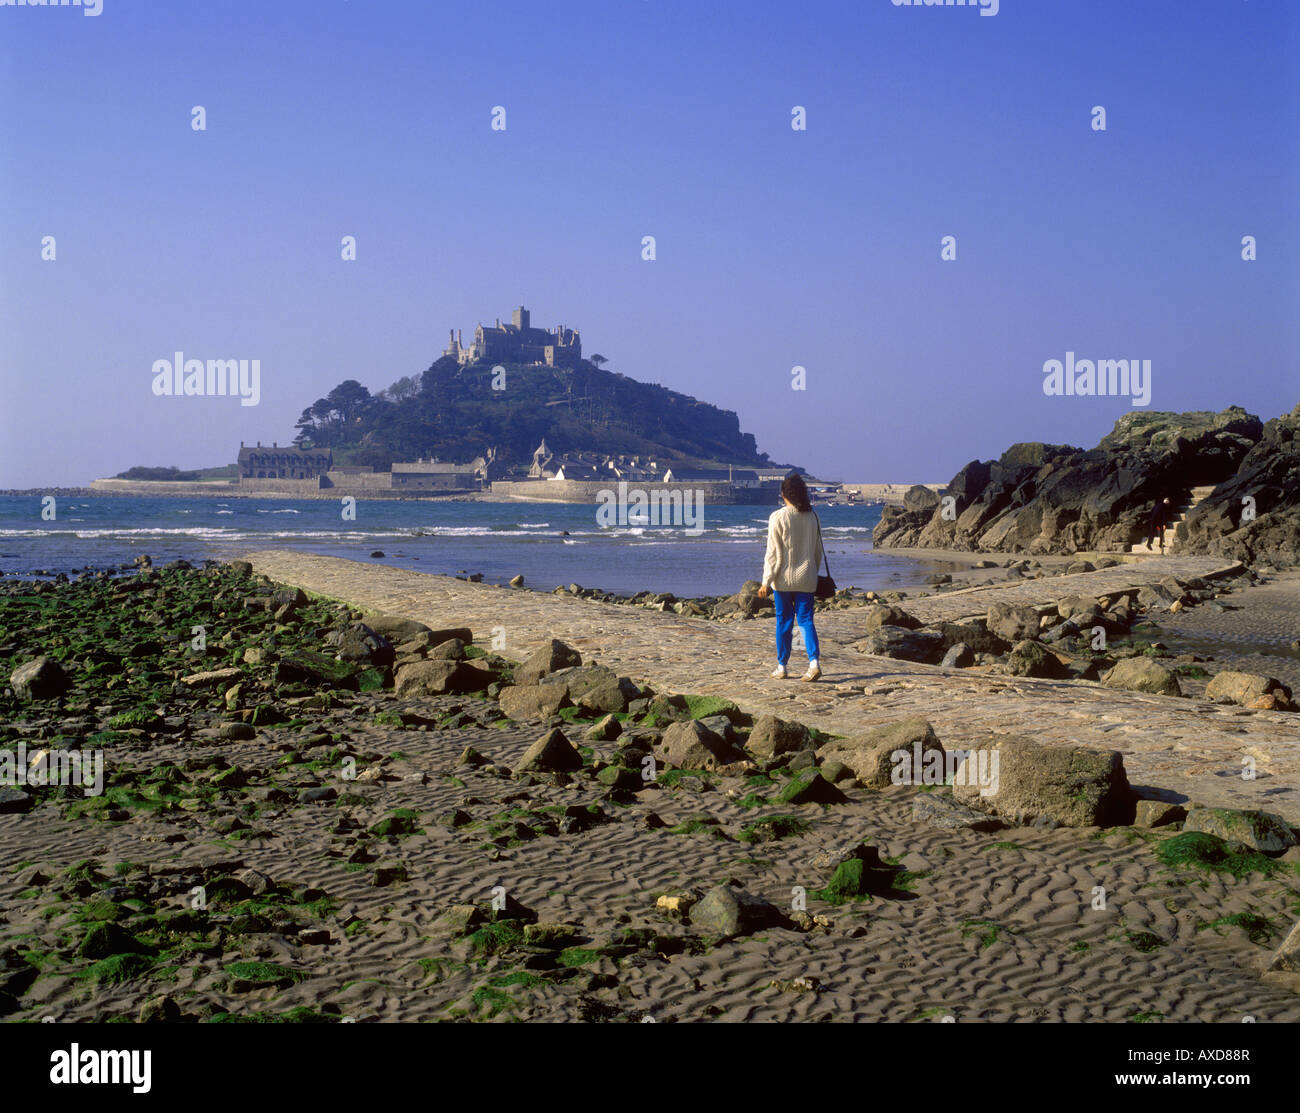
[771,664,788,679]
[801,661,822,682]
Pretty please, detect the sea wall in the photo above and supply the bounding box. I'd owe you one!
[490,479,774,505]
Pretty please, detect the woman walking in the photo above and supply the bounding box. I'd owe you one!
[757,473,825,681]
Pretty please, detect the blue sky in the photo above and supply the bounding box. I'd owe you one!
[2,0,1296,487]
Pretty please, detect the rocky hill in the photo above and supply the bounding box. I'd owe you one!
[292,356,777,472]
[873,405,1300,561]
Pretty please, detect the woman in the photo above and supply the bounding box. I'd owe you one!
[757,473,824,681]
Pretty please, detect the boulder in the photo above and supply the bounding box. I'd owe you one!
[512,727,584,774]
[688,885,783,939]
[327,623,395,667]
[776,770,848,805]
[1182,808,1296,853]
[746,714,814,759]
[498,684,571,721]
[9,657,71,701]
[514,638,582,685]
[428,638,468,661]
[179,667,244,689]
[818,717,944,788]
[1205,670,1291,707]
[852,626,945,664]
[951,734,1136,827]
[1269,918,1300,973]
[940,642,974,668]
[911,793,1001,832]
[394,659,493,697]
[1102,657,1182,697]
[660,719,745,771]
[986,603,1041,643]
[1006,640,1068,678]
[1134,800,1186,828]
[861,605,921,632]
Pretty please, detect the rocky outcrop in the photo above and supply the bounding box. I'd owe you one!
[1181,402,1300,567]
[874,407,1266,555]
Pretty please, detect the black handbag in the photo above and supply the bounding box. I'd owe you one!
[814,515,836,599]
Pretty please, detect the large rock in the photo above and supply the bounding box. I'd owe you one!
[660,719,745,771]
[512,727,584,774]
[951,734,1136,827]
[10,657,70,701]
[394,658,492,697]
[852,626,945,664]
[514,639,582,685]
[818,717,944,788]
[861,605,921,632]
[1006,640,1068,678]
[746,714,814,759]
[986,603,1041,643]
[911,793,1001,832]
[1182,808,1296,853]
[1269,917,1300,973]
[1204,670,1291,707]
[498,684,571,720]
[1102,656,1182,697]
[688,885,783,939]
[326,622,395,667]
[539,664,635,714]
[364,615,471,647]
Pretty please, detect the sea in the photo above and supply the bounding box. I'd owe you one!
[0,495,947,598]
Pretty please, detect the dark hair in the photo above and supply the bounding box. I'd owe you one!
[780,472,812,512]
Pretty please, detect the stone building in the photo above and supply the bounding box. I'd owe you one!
[443,306,581,368]
[238,442,332,480]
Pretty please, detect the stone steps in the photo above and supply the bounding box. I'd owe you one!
[1129,485,1217,554]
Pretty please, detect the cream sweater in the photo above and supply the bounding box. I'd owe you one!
[762,506,825,593]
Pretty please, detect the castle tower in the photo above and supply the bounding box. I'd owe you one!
[512,306,530,331]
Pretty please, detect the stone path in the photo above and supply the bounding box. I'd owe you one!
[243,550,1300,824]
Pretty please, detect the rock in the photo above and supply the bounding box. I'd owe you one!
[1102,656,1182,697]
[940,642,974,668]
[1269,918,1300,973]
[818,717,944,789]
[1205,670,1291,707]
[777,770,848,805]
[861,605,921,631]
[220,722,257,741]
[1134,800,1186,828]
[509,575,525,587]
[661,719,744,770]
[911,793,1002,831]
[498,684,571,721]
[513,727,584,774]
[326,622,395,666]
[1182,807,1296,853]
[226,560,253,576]
[428,638,468,661]
[138,995,180,1023]
[10,656,71,701]
[522,922,579,947]
[951,734,1136,828]
[986,603,1041,643]
[655,890,701,920]
[433,904,484,936]
[689,885,783,939]
[0,788,34,815]
[746,714,814,759]
[394,659,492,697]
[1006,639,1068,678]
[514,638,582,685]
[585,714,622,742]
[814,849,897,899]
[1056,594,1102,622]
[852,626,945,664]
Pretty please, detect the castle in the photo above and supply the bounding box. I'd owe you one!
[443,306,581,368]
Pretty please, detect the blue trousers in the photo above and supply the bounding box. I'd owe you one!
[774,590,820,666]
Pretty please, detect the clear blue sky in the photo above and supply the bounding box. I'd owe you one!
[2,0,1296,487]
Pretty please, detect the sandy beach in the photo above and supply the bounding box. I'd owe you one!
[3,552,1298,1024]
